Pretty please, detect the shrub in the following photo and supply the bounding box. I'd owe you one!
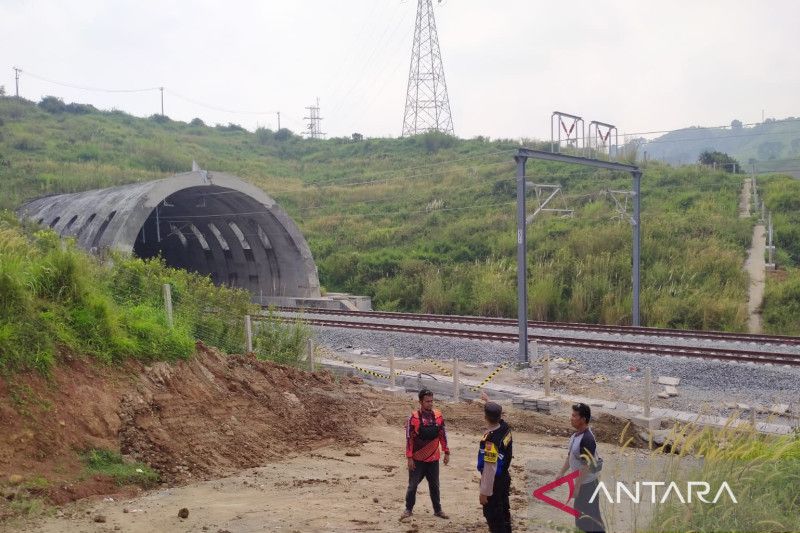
[38,96,67,114]
[253,309,309,366]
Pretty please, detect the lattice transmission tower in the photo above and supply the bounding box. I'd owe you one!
[304,98,325,139]
[401,0,454,136]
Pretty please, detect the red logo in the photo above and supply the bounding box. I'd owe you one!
[532,470,581,517]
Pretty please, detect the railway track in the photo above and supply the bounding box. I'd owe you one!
[273,306,800,346]
[263,309,800,367]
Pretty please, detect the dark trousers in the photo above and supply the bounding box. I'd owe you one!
[483,474,512,533]
[575,479,605,533]
[405,460,441,513]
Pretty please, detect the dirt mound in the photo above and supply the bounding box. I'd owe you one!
[0,342,370,508]
[0,352,130,485]
[118,342,369,482]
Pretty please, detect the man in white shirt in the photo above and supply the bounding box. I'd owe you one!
[558,402,604,532]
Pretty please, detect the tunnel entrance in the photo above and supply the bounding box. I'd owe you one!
[133,186,293,300]
[18,171,321,303]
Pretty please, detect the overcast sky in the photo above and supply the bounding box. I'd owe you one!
[1,0,798,140]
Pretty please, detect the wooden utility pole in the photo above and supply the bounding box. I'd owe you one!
[13,67,21,97]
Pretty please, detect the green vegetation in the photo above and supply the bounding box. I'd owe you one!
[645,117,800,173]
[0,215,251,373]
[0,95,792,333]
[253,308,310,367]
[698,150,742,173]
[759,175,800,334]
[81,448,159,488]
[648,423,800,532]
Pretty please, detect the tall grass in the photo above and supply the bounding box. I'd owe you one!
[646,421,800,532]
[0,218,303,374]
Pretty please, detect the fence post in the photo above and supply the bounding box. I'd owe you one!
[452,357,460,400]
[644,367,652,418]
[389,347,396,387]
[162,283,173,328]
[543,352,551,397]
[245,315,253,353]
[307,339,315,372]
[532,340,539,363]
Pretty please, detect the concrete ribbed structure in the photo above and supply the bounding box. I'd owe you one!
[18,170,320,302]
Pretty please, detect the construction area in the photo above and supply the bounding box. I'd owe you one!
[2,329,796,532]
[1,342,649,533]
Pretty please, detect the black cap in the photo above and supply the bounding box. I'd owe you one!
[485,402,502,422]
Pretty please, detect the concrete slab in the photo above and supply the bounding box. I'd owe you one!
[664,385,679,397]
[770,404,789,415]
[632,416,662,430]
[657,376,681,386]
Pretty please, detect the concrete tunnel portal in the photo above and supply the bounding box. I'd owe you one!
[18,171,321,303]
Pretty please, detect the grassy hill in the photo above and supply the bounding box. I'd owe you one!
[1,95,791,332]
[643,117,800,175]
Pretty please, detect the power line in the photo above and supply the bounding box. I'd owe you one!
[166,89,279,116]
[21,69,160,93]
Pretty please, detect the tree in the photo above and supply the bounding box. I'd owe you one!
[351,132,363,142]
[0,85,5,96]
[730,119,743,130]
[38,96,67,113]
[190,117,205,127]
[698,150,742,173]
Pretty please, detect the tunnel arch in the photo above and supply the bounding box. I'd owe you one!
[18,170,320,301]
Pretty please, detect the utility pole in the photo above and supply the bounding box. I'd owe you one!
[13,66,21,98]
[276,111,281,131]
[159,87,164,116]
[401,0,454,136]
[304,98,325,139]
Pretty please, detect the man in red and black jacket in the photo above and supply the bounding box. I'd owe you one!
[400,389,450,521]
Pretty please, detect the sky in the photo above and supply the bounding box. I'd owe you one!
[1,0,799,140]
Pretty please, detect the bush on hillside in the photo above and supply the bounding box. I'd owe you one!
[38,96,67,114]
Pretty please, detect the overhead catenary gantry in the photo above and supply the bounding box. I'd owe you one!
[513,148,642,365]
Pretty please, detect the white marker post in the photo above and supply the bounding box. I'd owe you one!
[245,315,253,353]
[162,284,173,328]
[452,357,460,400]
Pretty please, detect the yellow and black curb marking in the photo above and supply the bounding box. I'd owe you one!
[352,365,392,380]
[424,358,452,376]
[534,356,576,364]
[322,349,394,381]
[469,363,508,392]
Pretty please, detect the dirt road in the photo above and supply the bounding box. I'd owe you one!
[739,176,765,333]
[12,423,649,533]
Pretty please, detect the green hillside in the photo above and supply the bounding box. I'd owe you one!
[643,117,800,175]
[0,95,787,332]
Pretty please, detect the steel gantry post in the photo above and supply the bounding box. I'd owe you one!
[515,154,529,364]
[512,148,642,356]
[632,170,642,326]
